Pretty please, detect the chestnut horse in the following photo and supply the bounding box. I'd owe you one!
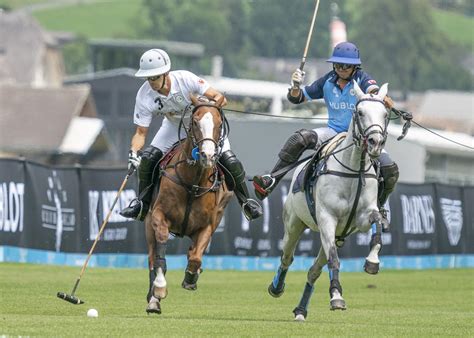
[145,96,233,314]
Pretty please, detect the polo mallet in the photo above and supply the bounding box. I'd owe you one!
[293,0,321,88]
[57,167,135,305]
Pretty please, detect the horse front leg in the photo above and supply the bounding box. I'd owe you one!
[182,226,213,291]
[268,213,306,298]
[293,247,327,321]
[364,210,383,274]
[146,209,170,315]
[319,222,346,311]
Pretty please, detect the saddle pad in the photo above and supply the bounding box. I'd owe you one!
[291,132,347,194]
[292,163,309,193]
[320,132,347,157]
[159,141,184,169]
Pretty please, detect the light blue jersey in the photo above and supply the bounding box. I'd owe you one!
[302,70,379,133]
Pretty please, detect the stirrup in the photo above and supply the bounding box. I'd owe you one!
[120,198,147,221]
[253,174,276,200]
[242,198,263,221]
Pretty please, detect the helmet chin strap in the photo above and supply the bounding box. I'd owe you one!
[158,73,168,91]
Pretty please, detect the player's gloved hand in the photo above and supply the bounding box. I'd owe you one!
[291,68,305,89]
[128,150,141,172]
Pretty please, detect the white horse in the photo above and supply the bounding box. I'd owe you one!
[268,81,390,321]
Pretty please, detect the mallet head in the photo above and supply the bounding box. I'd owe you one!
[57,292,84,305]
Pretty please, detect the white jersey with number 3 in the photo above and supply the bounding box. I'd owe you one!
[133,70,210,127]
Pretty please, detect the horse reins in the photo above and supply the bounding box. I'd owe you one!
[160,102,227,237]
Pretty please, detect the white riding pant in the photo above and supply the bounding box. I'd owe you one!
[312,127,393,166]
[150,118,231,153]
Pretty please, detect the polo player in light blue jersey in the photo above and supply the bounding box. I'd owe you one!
[253,42,399,229]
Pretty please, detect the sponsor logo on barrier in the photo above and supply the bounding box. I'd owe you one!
[440,198,463,246]
[41,171,76,252]
[0,182,25,233]
[88,188,136,241]
[400,194,435,234]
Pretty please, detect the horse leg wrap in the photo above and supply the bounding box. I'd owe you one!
[147,269,157,302]
[268,266,288,297]
[329,279,343,297]
[183,270,200,285]
[293,282,314,319]
[370,233,382,253]
[153,242,167,275]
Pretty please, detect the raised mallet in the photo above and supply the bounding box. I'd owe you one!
[57,167,135,305]
[293,0,321,87]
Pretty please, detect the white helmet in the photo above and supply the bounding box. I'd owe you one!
[135,49,171,78]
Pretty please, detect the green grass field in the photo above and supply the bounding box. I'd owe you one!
[1,263,472,336]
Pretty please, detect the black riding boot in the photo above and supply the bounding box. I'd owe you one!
[378,162,399,232]
[253,129,318,200]
[120,146,163,221]
[219,150,263,221]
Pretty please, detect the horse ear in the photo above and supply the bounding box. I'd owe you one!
[352,80,365,99]
[377,83,389,99]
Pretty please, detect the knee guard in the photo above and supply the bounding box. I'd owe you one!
[138,146,163,181]
[378,162,399,206]
[137,146,163,198]
[219,150,245,189]
[279,129,318,163]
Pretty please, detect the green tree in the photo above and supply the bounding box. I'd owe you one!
[248,0,334,58]
[345,0,472,94]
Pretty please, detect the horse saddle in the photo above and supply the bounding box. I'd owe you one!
[292,132,348,194]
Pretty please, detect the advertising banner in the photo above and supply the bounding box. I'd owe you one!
[0,158,472,258]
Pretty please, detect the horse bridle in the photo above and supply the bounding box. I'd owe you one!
[352,97,389,150]
[179,102,229,163]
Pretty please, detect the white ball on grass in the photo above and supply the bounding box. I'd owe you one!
[87,308,99,318]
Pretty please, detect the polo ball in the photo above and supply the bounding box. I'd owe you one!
[87,308,98,318]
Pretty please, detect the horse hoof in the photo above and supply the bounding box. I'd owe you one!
[181,281,197,291]
[293,307,307,320]
[268,283,285,298]
[153,286,168,300]
[330,298,346,311]
[146,299,162,315]
[294,314,305,322]
[364,260,379,275]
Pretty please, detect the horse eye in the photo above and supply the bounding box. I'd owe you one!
[357,110,363,116]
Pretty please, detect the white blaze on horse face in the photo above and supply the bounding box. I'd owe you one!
[198,112,216,164]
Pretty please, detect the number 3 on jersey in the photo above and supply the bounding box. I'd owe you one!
[154,97,164,110]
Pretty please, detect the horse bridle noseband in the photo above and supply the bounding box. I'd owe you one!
[179,102,229,163]
[352,97,389,150]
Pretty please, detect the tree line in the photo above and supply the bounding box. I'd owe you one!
[138,0,472,93]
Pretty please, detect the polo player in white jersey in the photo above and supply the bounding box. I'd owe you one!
[120,49,262,221]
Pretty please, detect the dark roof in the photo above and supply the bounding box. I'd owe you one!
[89,38,205,57]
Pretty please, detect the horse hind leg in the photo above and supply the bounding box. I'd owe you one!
[182,259,201,291]
[293,247,327,321]
[364,211,383,275]
[268,213,306,298]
